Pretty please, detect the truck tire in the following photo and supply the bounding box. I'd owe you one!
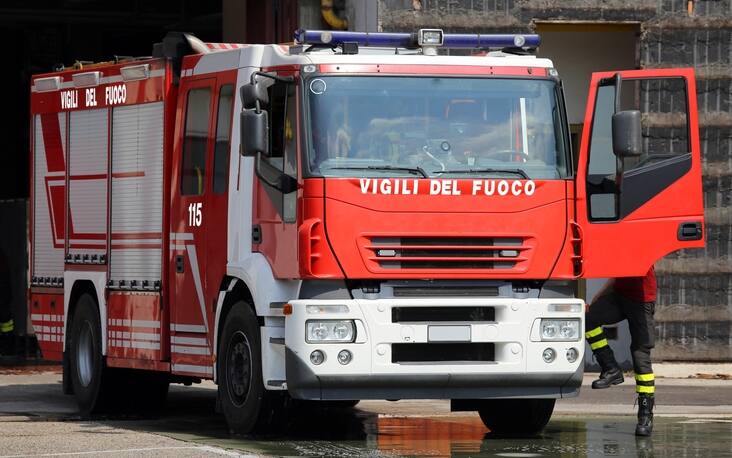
[478,398,555,435]
[218,301,273,434]
[67,292,110,415]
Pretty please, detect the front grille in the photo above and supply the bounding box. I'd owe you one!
[392,306,495,323]
[392,285,499,297]
[392,343,495,363]
[364,236,530,271]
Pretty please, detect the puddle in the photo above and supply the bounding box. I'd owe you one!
[137,404,732,457]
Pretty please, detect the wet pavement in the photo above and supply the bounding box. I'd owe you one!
[119,400,732,457]
[1,368,731,457]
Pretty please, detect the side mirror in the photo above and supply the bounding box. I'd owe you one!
[240,81,268,110]
[240,110,269,157]
[612,110,642,157]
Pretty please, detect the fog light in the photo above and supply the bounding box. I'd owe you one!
[310,350,325,365]
[566,347,579,363]
[542,348,556,363]
[337,349,352,365]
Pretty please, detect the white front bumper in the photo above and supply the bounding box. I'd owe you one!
[284,297,585,400]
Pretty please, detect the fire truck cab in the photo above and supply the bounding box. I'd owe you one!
[29,30,704,434]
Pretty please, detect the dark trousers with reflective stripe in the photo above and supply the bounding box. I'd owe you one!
[586,292,656,392]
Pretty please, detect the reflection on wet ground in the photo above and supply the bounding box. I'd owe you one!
[114,391,732,458]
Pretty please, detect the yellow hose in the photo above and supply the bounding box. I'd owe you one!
[321,0,348,30]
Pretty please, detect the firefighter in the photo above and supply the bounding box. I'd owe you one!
[584,266,657,436]
[0,247,13,355]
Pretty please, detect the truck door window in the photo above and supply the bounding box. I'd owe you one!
[620,78,689,170]
[213,84,233,194]
[258,80,296,220]
[267,82,287,171]
[586,77,691,221]
[283,83,297,223]
[181,88,211,196]
[586,84,617,220]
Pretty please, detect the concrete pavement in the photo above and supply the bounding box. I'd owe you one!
[0,364,730,457]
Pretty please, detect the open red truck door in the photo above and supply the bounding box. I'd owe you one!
[575,68,705,278]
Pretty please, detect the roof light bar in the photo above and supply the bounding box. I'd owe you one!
[293,29,539,50]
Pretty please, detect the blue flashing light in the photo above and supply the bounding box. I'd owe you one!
[294,30,414,48]
[293,29,540,50]
[443,33,540,49]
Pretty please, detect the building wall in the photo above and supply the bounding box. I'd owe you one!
[374,0,732,361]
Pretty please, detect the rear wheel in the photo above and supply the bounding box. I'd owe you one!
[218,301,283,434]
[478,399,555,435]
[68,293,110,415]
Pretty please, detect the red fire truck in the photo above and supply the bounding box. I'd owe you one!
[28,30,704,434]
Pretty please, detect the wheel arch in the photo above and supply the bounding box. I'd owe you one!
[63,271,107,354]
[213,277,256,383]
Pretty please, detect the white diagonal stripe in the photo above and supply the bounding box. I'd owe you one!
[171,323,207,333]
[130,341,160,350]
[129,332,160,342]
[171,336,208,345]
[185,244,209,335]
[172,363,213,375]
[172,345,210,355]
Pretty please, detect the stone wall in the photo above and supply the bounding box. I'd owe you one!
[375,0,732,361]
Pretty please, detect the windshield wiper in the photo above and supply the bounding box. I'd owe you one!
[436,168,529,179]
[327,165,428,178]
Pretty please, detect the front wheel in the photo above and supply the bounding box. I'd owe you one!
[478,398,555,435]
[218,301,285,434]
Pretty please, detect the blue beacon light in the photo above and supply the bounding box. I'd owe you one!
[293,29,540,50]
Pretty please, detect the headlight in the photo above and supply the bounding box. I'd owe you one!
[540,319,580,341]
[306,320,356,343]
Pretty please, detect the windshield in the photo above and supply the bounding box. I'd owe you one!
[305,76,569,179]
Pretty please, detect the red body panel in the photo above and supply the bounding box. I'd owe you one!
[253,180,300,278]
[576,68,705,278]
[320,178,568,279]
[168,67,236,376]
[32,59,166,114]
[29,59,173,364]
[107,293,164,361]
[29,293,64,361]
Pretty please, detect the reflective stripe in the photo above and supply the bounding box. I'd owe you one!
[636,385,655,394]
[585,327,603,339]
[590,338,608,350]
[0,320,14,333]
[635,373,655,382]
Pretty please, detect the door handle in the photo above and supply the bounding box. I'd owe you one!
[677,221,702,241]
[176,255,185,273]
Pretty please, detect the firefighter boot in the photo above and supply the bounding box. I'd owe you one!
[635,393,654,436]
[591,346,624,389]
